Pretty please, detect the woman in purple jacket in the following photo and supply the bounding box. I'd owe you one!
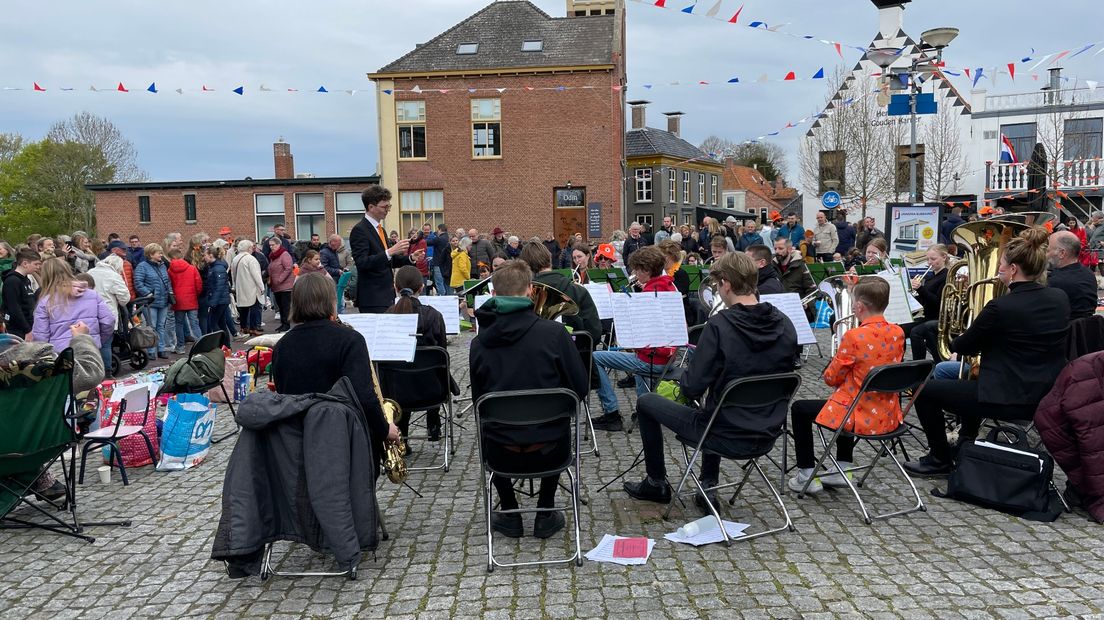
[32,258,115,354]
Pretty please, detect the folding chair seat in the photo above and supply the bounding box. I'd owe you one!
[181,332,239,444]
[664,373,803,546]
[378,346,456,472]
[79,385,155,486]
[475,389,582,572]
[797,360,934,524]
[624,324,705,435]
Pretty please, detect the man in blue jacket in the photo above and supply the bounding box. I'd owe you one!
[429,223,452,294]
[772,213,805,247]
[940,206,964,245]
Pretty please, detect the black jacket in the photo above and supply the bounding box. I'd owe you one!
[940,214,964,245]
[622,235,648,263]
[533,271,603,347]
[834,221,856,253]
[681,303,798,446]
[470,297,588,445]
[379,300,449,408]
[756,265,784,296]
[855,227,885,252]
[914,268,948,320]
[1,270,36,338]
[350,217,411,310]
[952,281,1069,406]
[1047,262,1098,320]
[319,245,343,281]
[211,377,378,576]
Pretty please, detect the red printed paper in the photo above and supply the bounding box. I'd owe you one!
[612,537,649,559]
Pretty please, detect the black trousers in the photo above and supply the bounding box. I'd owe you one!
[909,320,939,361]
[397,408,441,437]
[790,400,855,469]
[915,379,1037,462]
[273,290,291,328]
[486,440,569,509]
[357,305,389,314]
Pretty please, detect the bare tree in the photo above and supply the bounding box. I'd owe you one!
[922,104,967,201]
[700,137,788,181]
[699,135,734,160]
[47,111,147,182]
[1032,95,1100,221]
[0,133,23,165]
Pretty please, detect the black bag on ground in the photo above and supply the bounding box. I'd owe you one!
[942,425,1054,515]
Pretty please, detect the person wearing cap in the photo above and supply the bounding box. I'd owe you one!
[595,243,618,269]
[978,205,995,218]
[722,215,740,240]
[772,213,806,248]
[106,239,137,298]
[491,227,508,256]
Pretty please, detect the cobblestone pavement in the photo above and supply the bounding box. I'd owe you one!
[2,330,1103,620]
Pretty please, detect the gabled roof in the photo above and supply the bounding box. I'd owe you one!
[722,162,798,205]
[626,127,714,162]
[371,1,615,77]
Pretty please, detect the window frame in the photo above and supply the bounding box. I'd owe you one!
[254,193,286,241]
[335,191,364,239]
[397,100,427,160]
[999,123,1036,166]
[682,171,691,204]
[1064,117,1103,161]
[397,189,445,236]
[711,175,719,206]
[471,98,502,159]
[138,195,151,224]
[521,40,543,52]
[457,43,479,55]
[668,168,677,203]
[634,168,653,203]
[183,193,197,223]
[698,173,706,206]
[294,192,326,239]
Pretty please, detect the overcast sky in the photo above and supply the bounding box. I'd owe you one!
[2,0,1099,185]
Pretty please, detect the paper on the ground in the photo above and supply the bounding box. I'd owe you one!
[609,291,688,349]
[664,520,752,546]
[760,293,817,346]
[408,295,460,334]
[342,313,419,362]
[585,534,655,565]
[582,282,614,319]
[875,271,917,325]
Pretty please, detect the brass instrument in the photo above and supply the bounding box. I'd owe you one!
[370,360,407,484]
[821,275,858,355]
[934,214,1052,367]
[697,275,726,318]
[459,275,579,321]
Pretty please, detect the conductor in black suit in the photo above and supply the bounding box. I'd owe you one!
[349,185,424,313]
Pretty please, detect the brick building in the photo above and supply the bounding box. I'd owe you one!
[721,162,802,222]
[368,0,626,244]
[89,140,380,243]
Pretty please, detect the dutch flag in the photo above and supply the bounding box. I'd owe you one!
[999,134,1018,164]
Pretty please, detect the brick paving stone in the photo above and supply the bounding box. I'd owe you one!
[1,328,1103,619]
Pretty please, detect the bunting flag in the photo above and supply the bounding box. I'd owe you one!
[681,1,696,14]
[116,82,128,92]
[783,71,796,81]
[232,86,244,95]
[316,86,328,92]
[812,67,824,79]
[147,82,157,93]
[33,82,45,92]
[972,68,984,87]
[705,0,722,18]
[1007,63,1015,81]
[728,4,742,23]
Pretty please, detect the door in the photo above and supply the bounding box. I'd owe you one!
[555,208,586,247]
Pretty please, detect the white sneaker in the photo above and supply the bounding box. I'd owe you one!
[819,462,855,488]
[788,470,823,494]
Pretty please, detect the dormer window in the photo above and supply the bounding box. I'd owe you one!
[522,40,543,52]
[456,43,479,55]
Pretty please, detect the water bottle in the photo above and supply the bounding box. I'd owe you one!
[676,516,719,538]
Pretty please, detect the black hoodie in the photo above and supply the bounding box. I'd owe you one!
[1,269,36,338]
[756,264,784,296]
[533,270,603,346]
[470,297,589,445]
[682,303,799,445]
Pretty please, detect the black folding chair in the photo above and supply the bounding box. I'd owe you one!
[663,373,803,546]
[378,346,456,473]
[796,360,934,524]
[572,331,599,458]
[475,389,582,572]
[624,324,705,435]
[78,385,155,486]
[186,332,239,444]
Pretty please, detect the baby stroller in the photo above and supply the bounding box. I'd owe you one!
[110,294,155,377]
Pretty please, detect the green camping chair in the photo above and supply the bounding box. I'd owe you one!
[0,349,130,543]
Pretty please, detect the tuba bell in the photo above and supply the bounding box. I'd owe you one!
[369,360,407,484]
[697,275,727,318]
[820,275,858,355]
[531,281,579,321]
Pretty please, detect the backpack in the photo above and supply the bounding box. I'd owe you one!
[159,348,226,394]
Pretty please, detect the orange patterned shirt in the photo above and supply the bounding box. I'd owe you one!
[816,315,906,435]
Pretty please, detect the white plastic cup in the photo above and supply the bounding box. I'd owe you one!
[97,465,111,484]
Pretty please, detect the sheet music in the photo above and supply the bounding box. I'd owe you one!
[473,294,493,310]
[610,291,688,349]
[582,282,614,320]
[895,268,924,313]
[342,313,419,362]
[875,271,917,325]
[759,293,817,346]
[409,295,461,334]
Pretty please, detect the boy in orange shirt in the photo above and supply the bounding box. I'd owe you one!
[788,277,905,493]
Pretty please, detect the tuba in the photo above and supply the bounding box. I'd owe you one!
[370,360,407,484]
[935,212,1055,367]
[531,281,579,321]
[820,275,858,355]
[697,275,726,318]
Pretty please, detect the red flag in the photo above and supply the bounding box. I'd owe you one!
[698,80,709,85]
[728,4,743,23]
[963,68,971,79]
[834,43,842,57]
[202,85,212,92]
[1007,63,1015,80]
[654,0,666,6]
[116,82,128,92]
[33,82,45,91]
[783,71,796,81]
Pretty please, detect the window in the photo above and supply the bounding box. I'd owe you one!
[726,196,736,209]
[698,173,706,205]
[397,100,427,160]
[471,98,502,158]
[818,150,846,194]
[294,193,325,239]
[138,195,150,224]
[398,190,444,235]
[1064,118,1102,160]
[895,144,925,198]
[522,40,543,52]
[635,214,653,228]
[457,43,478,55]
[634,168,652,202]
[668,168,677,203]
[711,175,719,206]
[254,194,285,240]
[682,171,691,203]
[1000,123,1036,165]
[183,194,196,222]
[683,213,692,225]
[335,192,363,239]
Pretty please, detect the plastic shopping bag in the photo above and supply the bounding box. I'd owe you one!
[812,299,834,329]
[156,394,217,471]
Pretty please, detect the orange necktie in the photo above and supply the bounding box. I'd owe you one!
[377,223,387,248]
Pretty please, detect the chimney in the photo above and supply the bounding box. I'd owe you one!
[627,100,650,130]
[871,0,911,39]
[1048,67,1062,92]
[663,112,684,137]
[273,138,294,179]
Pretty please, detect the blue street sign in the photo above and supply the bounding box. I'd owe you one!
[821,191,841,208]
[888,92,937,116]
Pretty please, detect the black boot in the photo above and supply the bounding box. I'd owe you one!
[591,411,623,432]
[623,477,672,504]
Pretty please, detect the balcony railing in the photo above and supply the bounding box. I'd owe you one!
[985,87,1104,113]
[986,158,1103,192]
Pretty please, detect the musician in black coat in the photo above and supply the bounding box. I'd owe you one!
[348,185,422,313]
[1046,230,1099,320]
[905,244,949,360]
[906,228,1069,475]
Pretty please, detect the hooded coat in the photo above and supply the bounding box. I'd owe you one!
[166,258,203,312]
[1034,351,1104,523]
[680,303,799,446]
[211,377,379,576]
[33,288,115,350]
[756,264,784,296]
[533,270,603,347]
[204,259,232,306]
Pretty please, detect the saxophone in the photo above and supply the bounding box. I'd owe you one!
[369,361,407,484]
